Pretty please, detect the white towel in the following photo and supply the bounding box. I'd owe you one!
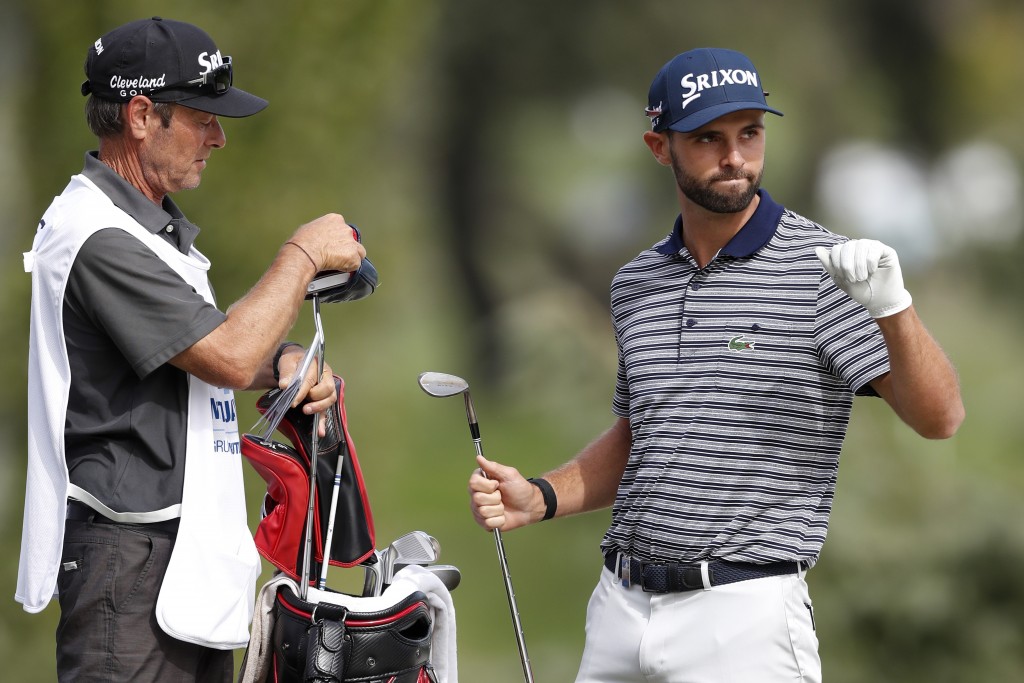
[385,564,459,683]
[237,566,457,683]
[238,573,298,683]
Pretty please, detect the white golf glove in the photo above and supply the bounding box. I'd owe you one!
[815,239,913,318]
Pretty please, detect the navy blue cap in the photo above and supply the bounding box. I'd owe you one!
[646,48,782,133]
[81,17,267,118]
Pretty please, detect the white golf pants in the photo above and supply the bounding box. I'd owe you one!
[575,565,821,683]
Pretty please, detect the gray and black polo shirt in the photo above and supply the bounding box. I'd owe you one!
[62,152,226,513]
[604,190,889,567]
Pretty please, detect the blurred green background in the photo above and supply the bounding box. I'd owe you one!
[1,1,1022,681]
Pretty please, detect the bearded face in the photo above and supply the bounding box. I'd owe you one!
[668,141,764,214]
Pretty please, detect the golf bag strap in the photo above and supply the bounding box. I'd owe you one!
[304,613,348,683]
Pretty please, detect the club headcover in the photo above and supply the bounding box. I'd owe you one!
[305,224,379,303]
[306,257,378,303]
[241,375,375,583]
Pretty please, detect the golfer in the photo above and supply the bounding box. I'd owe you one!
[469,48,964,682]
[17,17,365,682]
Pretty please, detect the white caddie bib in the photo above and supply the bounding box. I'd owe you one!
[18,174,259,649]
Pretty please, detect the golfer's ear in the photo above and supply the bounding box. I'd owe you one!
[643,130,672,166]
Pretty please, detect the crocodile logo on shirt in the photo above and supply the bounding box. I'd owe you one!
[727,335,755,352]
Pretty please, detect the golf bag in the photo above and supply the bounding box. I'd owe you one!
[271,584,437,683]
[242,376,375,581]
[241,376,453,682]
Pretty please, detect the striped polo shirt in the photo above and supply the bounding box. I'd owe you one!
[604,190,889,567]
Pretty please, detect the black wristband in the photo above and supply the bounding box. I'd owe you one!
[272,342,302,383]
[527,477,557,521]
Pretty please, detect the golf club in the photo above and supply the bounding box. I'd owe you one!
[420,564,462,592]
[299,295,326,600]
[389,563,462,592]
[318,420,348,590]
[384,531,441,585]
[253,330,321,440]
[417,371,535,683]
[362,533,442,596]
[362,550,383,597]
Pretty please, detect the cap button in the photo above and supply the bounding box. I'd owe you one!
[152,16,162,21]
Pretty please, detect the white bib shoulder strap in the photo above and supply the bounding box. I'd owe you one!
[66,484,182,523]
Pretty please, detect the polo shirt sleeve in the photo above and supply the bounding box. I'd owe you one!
[66,228,227,378]
[612,337,630,418]
[814,273,890,397]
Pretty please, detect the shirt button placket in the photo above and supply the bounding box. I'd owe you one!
[678,274,701,363]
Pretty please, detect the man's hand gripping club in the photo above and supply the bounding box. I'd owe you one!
[469,456,546,532]
[275,346,337,436]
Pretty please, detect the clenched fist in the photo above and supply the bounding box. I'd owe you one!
[815,239,913,318]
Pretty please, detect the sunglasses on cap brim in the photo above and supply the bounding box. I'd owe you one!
[144,56,233,97]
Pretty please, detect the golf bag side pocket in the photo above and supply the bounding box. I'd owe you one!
[273,586,433,683]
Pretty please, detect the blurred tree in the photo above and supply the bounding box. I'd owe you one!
[428,0,624,383]
[828,0,948,154]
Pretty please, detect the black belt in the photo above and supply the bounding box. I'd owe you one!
[604,552,803,593]
[66,500,180,534]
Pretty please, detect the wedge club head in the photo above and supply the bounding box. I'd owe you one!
[417,371,479,440]
[416,372,469,398]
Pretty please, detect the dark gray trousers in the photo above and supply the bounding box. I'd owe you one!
[57,517,233,682]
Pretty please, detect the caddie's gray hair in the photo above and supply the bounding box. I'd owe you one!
[85,96,175,138]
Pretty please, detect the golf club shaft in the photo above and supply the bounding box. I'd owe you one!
[467,408,535,683]
[318,455,344,589]
[492,525,534,682]
[300,428,319,599]
[300,297,326,599]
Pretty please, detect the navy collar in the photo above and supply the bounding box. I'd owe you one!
[655,189,784,258]
[81,152,200,254]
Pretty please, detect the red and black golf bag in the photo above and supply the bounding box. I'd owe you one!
[241,376,442,682]
[271,586,436,683]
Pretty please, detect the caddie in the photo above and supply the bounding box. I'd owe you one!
[17,16,365,682]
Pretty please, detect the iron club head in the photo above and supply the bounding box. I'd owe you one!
[417,371,479,436]
[420,564,462,592]
[417,372,469,398]
[384,531,441,585]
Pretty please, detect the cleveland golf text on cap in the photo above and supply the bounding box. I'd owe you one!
[81,16,267,118]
